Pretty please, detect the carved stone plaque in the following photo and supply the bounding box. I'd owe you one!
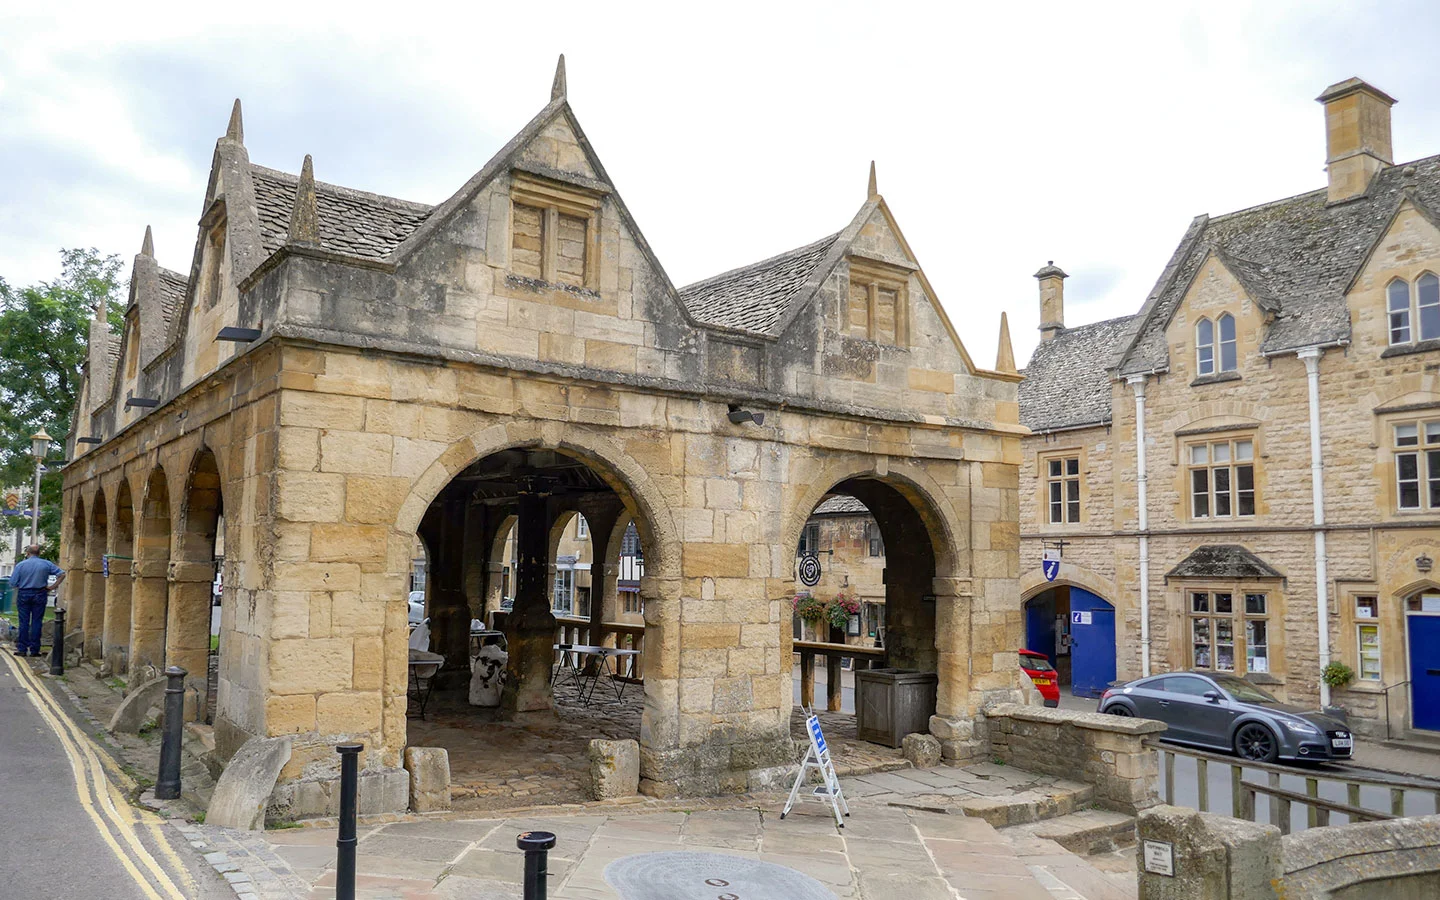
[604,851,837,900]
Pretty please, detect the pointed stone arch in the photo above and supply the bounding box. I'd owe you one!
[167,446,224,720]
[83,486,109,659]
[131,466,172,676]
[103,478,136,674]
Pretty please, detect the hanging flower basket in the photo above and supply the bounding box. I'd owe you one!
[792,593,826,623]
[825,589,861,631]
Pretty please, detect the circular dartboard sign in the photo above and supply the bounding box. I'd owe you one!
[798,553,821,586]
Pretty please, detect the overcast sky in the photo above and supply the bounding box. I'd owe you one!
[5,1,1440,368]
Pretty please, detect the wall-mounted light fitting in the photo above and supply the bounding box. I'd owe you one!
[217,326,263,342]
[727,404,765,426]
[77,437,103,445]
[125,397,160,409]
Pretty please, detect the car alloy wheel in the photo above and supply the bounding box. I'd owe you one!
[1105,705,1133,717]
[1234,723,1278,762]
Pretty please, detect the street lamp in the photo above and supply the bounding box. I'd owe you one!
[29,427,51,548]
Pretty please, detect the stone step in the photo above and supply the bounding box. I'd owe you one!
[1001,808,1137,856]
[888,778,1095,828]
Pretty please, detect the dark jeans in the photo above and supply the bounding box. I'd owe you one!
[15,589,48,655]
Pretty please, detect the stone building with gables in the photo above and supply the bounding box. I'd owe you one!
[1019,76,1440,743]
[61,59,1026,815]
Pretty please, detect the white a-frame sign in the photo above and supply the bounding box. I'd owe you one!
[780,708,850,827]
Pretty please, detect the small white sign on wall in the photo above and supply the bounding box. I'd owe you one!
[1071,611,1092,626]
[1143,840,1175,877]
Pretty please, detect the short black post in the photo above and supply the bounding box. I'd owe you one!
[154,665,187,800]
[336,742,363,900]
[517,830,556,900]
[48,607,66,676]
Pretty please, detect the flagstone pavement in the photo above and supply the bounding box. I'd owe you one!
[194,764,1137,900]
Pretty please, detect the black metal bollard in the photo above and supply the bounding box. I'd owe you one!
[336,742,363,900]
[48,607,66,676]
[517,831,556,900]
[154,665,187,800]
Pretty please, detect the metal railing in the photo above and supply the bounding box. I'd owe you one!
[1147,739,1440,835]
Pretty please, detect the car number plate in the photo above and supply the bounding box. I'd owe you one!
[1332,737,1353,749]
[1031,678,1052,686]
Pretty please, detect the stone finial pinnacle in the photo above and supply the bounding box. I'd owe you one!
[867,160,878,200]
[996,312,1017,374]
[140,225,154,258]
[288,155,320,245]
[225,99,244,143]
[551,54,567,101]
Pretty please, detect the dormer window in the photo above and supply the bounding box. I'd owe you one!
[1196,313,1237,376]
[1387,274,1440,345]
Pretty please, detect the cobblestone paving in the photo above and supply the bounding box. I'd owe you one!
[202,766,1136,900]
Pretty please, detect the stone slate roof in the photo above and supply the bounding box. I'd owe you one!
[1118,153,1440,375]
[1018,315,1136,431]
[679,233,840,334]
[1166,545,1284,580]
[249,164,434,260]
[156,268,188,327]
[812,495,870,516]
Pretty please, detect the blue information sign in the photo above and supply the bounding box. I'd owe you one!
[1043,558,1060,582]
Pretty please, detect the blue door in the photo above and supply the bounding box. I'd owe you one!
[1069,589,1116,698]
[1408,615,1440,732]
[1025,595,1057,664]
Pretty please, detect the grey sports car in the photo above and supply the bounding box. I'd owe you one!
[1098,671,1353,763]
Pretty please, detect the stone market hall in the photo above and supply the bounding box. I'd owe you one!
[60,59,1026,817]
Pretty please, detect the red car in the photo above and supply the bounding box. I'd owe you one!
[1019,649,1060,707]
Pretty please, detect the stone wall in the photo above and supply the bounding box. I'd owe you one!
[985,703,1164,815]
[1137,807,1440,899]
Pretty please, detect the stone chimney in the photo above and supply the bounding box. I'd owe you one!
[1318,77,1396,204]
[1035,261,1067,342]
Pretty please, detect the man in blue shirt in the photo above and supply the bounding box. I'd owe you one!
[10,545,65,657]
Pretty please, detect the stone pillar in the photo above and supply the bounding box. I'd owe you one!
[129,559,169,674]
[502,481,555,714]
[83,552,106,660]
[165,560,215,720]
[1136,805,1281,899]
[101,557,133,674]
[419,491,471,673]
[579,499,623,670]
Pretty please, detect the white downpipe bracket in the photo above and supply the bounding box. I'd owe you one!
[1299,348,1332,708]
[1127,374,1152,677]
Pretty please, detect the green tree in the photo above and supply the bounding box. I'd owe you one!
[0,248,125,558]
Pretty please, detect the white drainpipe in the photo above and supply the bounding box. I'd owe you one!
[1299,347,1331,708]
[1127,374,1152,677]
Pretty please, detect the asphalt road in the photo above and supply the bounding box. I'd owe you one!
[0,652,226,899]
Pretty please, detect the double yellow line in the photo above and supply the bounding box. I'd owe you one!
[2,652,193,900]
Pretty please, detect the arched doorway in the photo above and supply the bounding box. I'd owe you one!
[167,448,223,721]
[789,474,950,750]
[1404,590,1440,732]
[402,444,662,807]
[103,480,135,675]
[1023,585,1116,699]
[131,467,171,675]
[83,488,108,660]
[67,496,86,634]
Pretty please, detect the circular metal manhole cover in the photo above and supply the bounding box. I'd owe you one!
[604,851,837,900]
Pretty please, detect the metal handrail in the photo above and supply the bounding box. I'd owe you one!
[1380,679,1410,739]
[1142,738,1440,792]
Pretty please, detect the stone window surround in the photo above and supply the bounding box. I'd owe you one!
[1035,445,1089,529]
[844,256,911,347]
[1337,585,1387,693]
[1385,272,1440,347]
[1181,582,1275,678]
[1389,416,1440,512]
[1045,454,1082,525]
[508,171,603,291]
[1184,433,1257,521]
[1195,312,1237,377]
